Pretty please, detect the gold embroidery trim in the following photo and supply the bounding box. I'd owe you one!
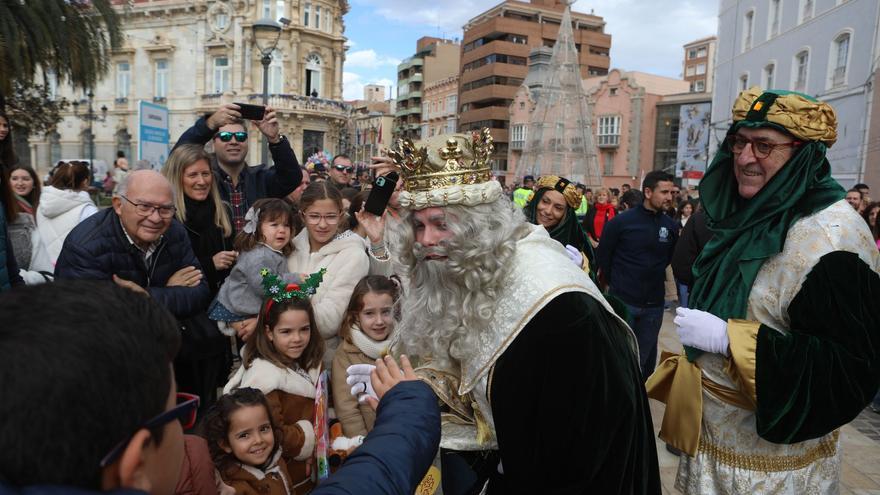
[726,319,760,407]
[698,430,839,473]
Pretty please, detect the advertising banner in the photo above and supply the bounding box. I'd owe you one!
[138,101,170,170]
[676,102,711,180]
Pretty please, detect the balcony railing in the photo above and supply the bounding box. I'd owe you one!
[510,140,524,150]
[597,134,619,147]
[198,93,350,115]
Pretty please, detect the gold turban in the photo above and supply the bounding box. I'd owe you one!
[534,175,583,209]
[731,86,837,147]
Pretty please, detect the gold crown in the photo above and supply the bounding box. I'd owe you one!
[387,129,494,194]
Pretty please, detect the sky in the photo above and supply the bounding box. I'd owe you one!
[341,0,718,101]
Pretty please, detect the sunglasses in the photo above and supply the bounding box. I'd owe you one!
[215,131,248,142]
[99,392,200,468]
[333,165,354,173]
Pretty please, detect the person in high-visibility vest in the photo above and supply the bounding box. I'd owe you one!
[512,175,535,208]
[575,184,590,219]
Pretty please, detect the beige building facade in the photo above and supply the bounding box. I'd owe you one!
[394,37,460,141]
[421,75,459,139]
[683,36,716,94]
[348,85,394,165]
[28,0,350,175]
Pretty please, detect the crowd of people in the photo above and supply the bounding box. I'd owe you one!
[1,86,879,495]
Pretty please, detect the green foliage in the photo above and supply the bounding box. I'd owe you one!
[0,0,122,96]
[4,81,69,135]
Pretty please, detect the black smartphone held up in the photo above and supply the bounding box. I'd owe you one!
[234,103,266,121]
[364,172,398,216]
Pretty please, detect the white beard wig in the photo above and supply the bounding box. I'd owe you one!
[385,196,531,368]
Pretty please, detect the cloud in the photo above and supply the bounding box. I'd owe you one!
[347,0,717,78]
[345,49,401,69]
[344,71,397,100]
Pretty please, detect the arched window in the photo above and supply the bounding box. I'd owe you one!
[268,49,283,94]
[763,63,776,89]
[47,131,61,165]
[115,128,132,162]
[305,53,322,97]
[830,32,851,88]
[793,49,809,92]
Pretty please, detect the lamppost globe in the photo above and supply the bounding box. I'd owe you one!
[251,17,289,164]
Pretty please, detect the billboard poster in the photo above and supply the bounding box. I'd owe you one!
[676,102,711,180]
[138,101,170,170]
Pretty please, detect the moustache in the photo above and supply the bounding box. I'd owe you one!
[413,242,448,261]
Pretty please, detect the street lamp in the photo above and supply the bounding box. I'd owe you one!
[252,16,290,164]
[71,91,108,183]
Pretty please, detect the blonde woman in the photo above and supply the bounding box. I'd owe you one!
[162,143,236,412]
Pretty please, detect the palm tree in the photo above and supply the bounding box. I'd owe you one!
[0,0,122,101]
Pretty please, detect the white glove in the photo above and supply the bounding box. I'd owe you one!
[346,364,378,404]
[674,307,730,356]
[564,244,583,267]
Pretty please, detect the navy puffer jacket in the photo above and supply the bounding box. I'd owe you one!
[55,208,210,318]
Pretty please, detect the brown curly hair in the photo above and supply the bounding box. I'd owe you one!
[201,387,282,472]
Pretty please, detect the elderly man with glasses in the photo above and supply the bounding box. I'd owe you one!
[648,87,880,494]
[55,170,210,319]
[174,103,303,233]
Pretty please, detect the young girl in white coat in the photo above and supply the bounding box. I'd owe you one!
[287,182,369,368]
[223,273,325,493]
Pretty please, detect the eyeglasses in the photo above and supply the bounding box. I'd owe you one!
[332,165,354,173]
[727,134,802,159]
[121,195,177,219]
[215,131,248,142]
[304,212,341,225]
[99,392,199,468]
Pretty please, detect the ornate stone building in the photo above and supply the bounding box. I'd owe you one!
[28,0,350,174]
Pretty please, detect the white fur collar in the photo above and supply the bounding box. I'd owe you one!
[223,356,320,399]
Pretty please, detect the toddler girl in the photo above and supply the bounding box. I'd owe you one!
[209,198,299,330]
[204,387,293,494]
[223,271,326,492]
[331,275,399,437]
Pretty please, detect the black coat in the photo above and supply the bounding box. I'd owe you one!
[54,208,210,318]
[182,197,233,297]
[671,211,713,288]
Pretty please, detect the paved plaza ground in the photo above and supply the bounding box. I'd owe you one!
[652,311,880,494]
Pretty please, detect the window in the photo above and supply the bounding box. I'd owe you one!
[763,63,775,88]
[446,117,456,134]
[610,87,618,96]
[743,10,754,51]
[276,0,285,21]
[267,50,283,93]
[262,0,271,18]
[155,59,168,99]
[446,95,457,114]
[694,80,705,92]
[794,50,809,92]
[687,48,697,59]
[597,115,620,146]
[421,124,428,138]
[831,33,850,88]
[303,3,310,27]
[213,56,230,93]
[324,8,332,32]
[46,70,58,100]
[510,124,527,149]
[305,53,321,97]
[116,61,131,99]
[739,73,749,91]
[314,5,321,30]
[697,47,707,58]
[215,11,228,30]
[696,63,706,75]
[685,65,696,77]
[769,0,781,38]
[603,151,614,175]
[800,0,814,23]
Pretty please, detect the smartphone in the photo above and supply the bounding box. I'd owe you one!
[364,172,398,216]
[234,103,266,121]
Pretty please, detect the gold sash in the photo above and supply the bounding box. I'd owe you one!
[646,351,755,456]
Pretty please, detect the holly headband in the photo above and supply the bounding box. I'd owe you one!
[260,267,327,319]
